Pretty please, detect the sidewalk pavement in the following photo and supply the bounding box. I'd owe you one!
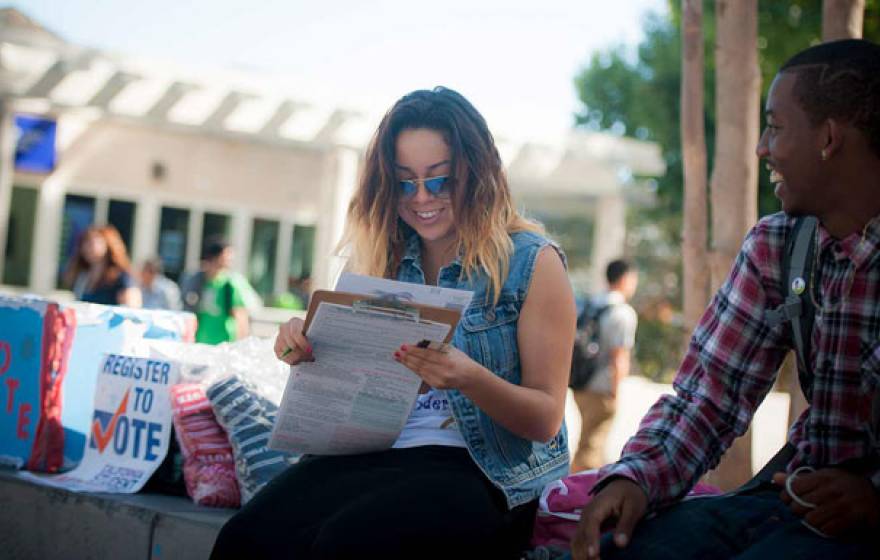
[564,376,790,474]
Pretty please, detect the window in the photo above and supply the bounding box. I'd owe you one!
[201,212,230,254]
[107,199,136,254]
[3,186,38,286]
[249,218,279,297]
[157,206,189,282]
[289,224,315,283]
[57,194,96,288]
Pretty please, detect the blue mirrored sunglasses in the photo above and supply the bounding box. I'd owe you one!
[398,175,451,199]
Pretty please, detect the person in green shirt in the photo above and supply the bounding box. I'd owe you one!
[182,237,250,344]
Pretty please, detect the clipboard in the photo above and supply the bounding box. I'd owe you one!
[303,290,461,343]
[269,288,466,455]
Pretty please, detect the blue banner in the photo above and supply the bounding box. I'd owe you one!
[14,115,57,173]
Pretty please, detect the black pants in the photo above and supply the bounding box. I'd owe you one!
[210,446,537,560]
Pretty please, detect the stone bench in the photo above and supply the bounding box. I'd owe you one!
[0,469,235,560]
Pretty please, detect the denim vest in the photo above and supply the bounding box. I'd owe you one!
[396,230,570,508]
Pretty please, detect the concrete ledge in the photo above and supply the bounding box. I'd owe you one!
[0,469,235,560]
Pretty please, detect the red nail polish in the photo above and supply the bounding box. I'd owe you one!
[400,345,408,351]
[393,352,401,359]
[306,344,313,353]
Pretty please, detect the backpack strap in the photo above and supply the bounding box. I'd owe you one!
[740,217,818,491]
[577,300,613,329]
[766,216,819,398]
[740,441,797,490]
[595,303,614,321]
[789,216,819,396]
[872,392,880,456]
[182,270,205,313]
[223,278,234,318]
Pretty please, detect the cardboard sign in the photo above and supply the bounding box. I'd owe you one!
[0,295,195,472]
[58,302,195,469]
[0,297,76,471]
[21,354,179,493]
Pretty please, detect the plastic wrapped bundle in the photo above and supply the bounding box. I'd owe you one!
[171,383,240,507]
[149,336,288,405]
[206,375,298,503]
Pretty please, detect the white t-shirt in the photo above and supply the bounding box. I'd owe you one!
[585,291,638,395]
[392,388,467,449]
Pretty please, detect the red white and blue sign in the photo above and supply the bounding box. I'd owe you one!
[22,354,179,493]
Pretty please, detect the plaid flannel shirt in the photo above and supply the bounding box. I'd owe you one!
[597,212,880,509]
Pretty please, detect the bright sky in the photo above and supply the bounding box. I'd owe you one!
[11,0,667,140]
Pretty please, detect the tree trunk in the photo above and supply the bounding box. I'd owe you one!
[680,0,710,336]
[823,0,865,40]
[703,0,761,492]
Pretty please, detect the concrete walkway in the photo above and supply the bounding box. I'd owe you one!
[565,376,791,473]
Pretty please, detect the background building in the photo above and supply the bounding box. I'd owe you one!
[0,8,663,310]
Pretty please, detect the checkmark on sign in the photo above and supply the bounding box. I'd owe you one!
[91,388,130,453]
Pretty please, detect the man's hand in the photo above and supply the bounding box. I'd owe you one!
[772,468,880,537]
[571,478,648,560]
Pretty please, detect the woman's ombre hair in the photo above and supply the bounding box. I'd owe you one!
[339,87,543,303]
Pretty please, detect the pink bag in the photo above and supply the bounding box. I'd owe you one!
[530,470,721,549]
[171,384,240,508]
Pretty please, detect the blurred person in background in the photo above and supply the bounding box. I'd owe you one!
[273,274,312,311]
[181,236,249,344]
[64,225,141,307]
[139,257,182,311]
[570,258,639,473]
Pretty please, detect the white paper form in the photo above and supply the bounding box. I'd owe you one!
[336,273,474,311]
[268,302,451,455]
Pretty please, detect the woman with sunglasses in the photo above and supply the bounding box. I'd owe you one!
[211,87,576,560]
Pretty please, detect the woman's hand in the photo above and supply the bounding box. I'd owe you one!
[274,317,314,366]
[393,343,484,391]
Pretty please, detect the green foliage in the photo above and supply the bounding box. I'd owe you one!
[538,213,595,276]
[633,307,685,381]
[575,0,879,221]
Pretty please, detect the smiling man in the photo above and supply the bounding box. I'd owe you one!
[571,39,880,560]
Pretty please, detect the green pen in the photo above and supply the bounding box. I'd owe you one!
[280,343,312,358]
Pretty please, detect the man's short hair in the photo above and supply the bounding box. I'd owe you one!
[606,259,634,285]
[142,257,164,274]
[202,236,231,261]
[781,39,880,157]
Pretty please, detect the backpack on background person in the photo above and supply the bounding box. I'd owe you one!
[181,271,233,318]
[568,301,614,391]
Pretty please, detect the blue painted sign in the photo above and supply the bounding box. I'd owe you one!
[14,115,57,173]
